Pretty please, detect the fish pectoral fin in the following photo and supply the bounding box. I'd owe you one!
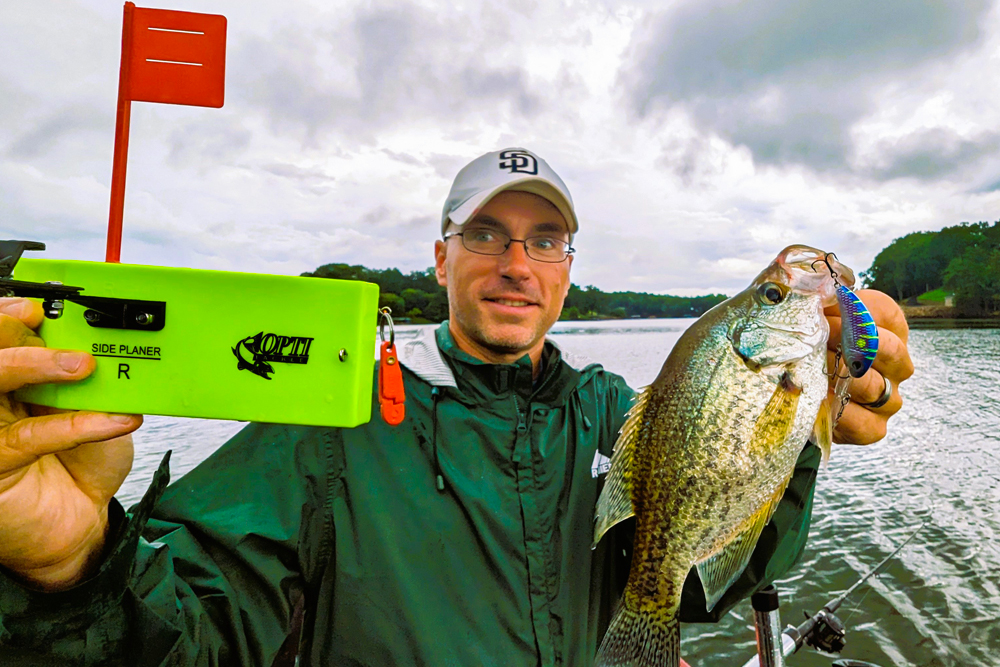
[752,372,802,455]
[812,395,834,466]
[695,478,790,612]
[593,387,652,548]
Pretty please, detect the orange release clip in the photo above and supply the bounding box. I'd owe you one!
[378,340,405,425]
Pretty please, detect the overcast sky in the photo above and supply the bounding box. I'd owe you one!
[4,0,1000,296]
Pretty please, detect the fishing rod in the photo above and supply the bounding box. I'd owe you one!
[739,521,927,667]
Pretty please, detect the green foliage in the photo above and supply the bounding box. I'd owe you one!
[561,284,727,320]
[943,246,1000,316]
[378,292,405,314]
[863,220,1000,302]
[303,263,726,322]
[916,288,949,304]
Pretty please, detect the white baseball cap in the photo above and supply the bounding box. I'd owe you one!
[441,148,578,237]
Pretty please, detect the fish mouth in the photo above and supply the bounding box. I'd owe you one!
[775,245,856,289]
[751,244,856,308]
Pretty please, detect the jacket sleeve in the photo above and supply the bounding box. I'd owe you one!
[0,423,336,667]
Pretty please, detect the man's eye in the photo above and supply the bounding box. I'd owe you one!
[530,237,557,251]
[469,230,497,243]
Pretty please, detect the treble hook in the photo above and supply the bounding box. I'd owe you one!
[830,349,853,424]
[810,252,841,285]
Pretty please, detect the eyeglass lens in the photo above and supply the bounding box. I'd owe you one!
[460,229,570,262]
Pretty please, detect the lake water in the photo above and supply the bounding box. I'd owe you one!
[122,319,1000,667]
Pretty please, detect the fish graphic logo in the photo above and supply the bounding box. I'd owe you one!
[232,331,314,380]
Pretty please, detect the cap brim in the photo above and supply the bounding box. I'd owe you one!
[445,178,578,236]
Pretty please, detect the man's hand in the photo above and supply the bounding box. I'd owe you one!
[824,289,914,444]
[0,298,141,590]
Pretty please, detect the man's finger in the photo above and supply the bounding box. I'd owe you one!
[868,326,914,383]
[858,289,909,343]
[0,298,44,330]
[0,312,45,350]
[833,400,888,445]
[0,411,142,477]
[0,348,95,394]
[845,369,904,415]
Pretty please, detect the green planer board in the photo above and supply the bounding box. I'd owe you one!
[13,259,379,427]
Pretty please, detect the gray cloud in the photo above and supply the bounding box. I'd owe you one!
[425,153,473,180]
[624,0,992,176]
[5,105,110,159]
[457,66,540,117]
[359,206,435,233]
[260,162,335,183]
[231,3,544,145]
[167,118,253,166]
[0,174,103,249]
[258,162,336,196]
[971,176,1000,194]
[381,149,423,167]
[870,128,1000,181]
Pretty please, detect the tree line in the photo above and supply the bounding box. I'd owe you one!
[862,220,1000,316]
[302,263,727,322]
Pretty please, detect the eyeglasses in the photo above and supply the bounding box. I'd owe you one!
[444,228,575,263]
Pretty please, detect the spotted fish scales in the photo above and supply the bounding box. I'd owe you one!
[593,245,854,667]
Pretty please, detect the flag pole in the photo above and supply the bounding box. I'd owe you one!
[106,1,135,264]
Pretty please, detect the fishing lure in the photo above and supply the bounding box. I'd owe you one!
[812,253,879,427]
[835,283,879,378]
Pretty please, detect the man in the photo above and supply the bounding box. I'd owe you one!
[0,148,912,665]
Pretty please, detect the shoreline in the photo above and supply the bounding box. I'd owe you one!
[900,304,1000,329]
[900,304,960,319]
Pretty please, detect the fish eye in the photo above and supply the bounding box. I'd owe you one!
[756,282,786,306]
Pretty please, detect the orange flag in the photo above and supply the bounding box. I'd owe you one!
[107,2,227,262]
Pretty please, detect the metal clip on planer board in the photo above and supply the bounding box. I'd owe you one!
[0,241,166,331]
[3,240,379,428]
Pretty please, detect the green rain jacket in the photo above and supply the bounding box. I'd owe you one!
[0,323,820,666]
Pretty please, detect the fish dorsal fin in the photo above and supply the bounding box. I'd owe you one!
[593,386,651,548]
[695,475,791,611]
[812,395,834,465]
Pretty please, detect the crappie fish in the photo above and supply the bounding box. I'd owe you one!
[593,245,855,667]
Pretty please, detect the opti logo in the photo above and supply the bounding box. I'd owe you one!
[498,149,538,175]
[232,332,314,380]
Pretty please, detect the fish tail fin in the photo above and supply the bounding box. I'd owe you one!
[596,602,681,667]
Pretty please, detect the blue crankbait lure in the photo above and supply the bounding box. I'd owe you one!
[835,283,878,378]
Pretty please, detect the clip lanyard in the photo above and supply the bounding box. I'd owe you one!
[377,307,405,425]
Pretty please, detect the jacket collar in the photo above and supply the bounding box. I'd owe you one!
[397,322,592,407]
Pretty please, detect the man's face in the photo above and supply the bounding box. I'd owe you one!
[435,190,573,364]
